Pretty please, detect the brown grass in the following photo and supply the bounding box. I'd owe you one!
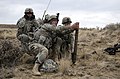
[0,24,120,79]
[58,58,71,73]
[0,28,17,39]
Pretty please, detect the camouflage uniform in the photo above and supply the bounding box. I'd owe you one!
[59,17,74,58]
[16,8,48,65]
[16,8,40,51]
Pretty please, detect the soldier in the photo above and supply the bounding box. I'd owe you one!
[43,14,51,24]
[16,8,40,52]
[60,17,74,59]
[16,8,49,76]
[34,15,59,60]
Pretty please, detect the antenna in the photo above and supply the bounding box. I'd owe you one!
[42,0,52,20]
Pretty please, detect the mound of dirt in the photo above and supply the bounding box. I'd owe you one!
[0,39,22,67]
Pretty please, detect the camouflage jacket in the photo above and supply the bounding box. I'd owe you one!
[16,17,40,39]
[57,25,74,53]
[54,25,74,39]
[34,23,55,48]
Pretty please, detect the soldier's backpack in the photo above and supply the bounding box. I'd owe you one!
[40,59,58,72]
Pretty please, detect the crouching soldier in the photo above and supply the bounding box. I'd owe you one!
[16,8,40,52]
[16,8,49,76]
[34,14,60,61]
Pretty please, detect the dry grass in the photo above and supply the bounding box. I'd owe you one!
[0,28,17,39]
[0,24,120,79]
[58,58,71,73]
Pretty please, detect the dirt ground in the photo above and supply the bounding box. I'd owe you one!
[0,27,120,79]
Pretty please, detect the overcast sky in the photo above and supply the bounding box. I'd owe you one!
[0,0,120,28]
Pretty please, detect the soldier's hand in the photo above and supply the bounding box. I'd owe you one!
[71,22,79,30]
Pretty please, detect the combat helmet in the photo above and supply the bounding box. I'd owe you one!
[48,15,58,22]
[40,59,58,72]
[43,14,50,23]
[62,17,72,24]
[24,8,33,14]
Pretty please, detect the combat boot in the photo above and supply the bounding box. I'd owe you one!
[32,63,41,76]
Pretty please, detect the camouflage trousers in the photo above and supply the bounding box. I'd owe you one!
[28,43,48,64]
[18,34,48,64]
[20,43,48,64]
